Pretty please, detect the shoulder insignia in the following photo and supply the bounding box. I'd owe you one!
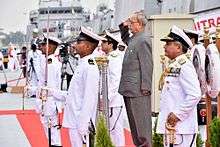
[109,51,118,58]
[48,58,52,64]
[186,52,191,59]
[88,58,95,65]
[178,58,186,65]
[110,53,118,58]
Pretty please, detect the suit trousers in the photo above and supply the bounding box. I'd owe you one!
[124,96,152,147]
[163,134,196,147]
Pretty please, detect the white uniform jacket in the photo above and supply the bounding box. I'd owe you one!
[8,49,20,70]
[157,54,201,134]
[108,50,124,107]
[52,53,99,131]
[27,49,43,83]
[0,51,3,68]
[189,44,207,96]
[35,54,62,116]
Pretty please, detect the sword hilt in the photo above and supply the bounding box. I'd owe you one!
[165,123,176,145]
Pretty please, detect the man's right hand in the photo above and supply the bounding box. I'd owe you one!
[166,112,180,127]
[141,89,151,96]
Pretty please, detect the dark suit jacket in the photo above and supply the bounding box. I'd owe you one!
[119,31,153,97]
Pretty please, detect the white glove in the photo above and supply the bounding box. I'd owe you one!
[78,123,89,142]
[81,134,87,144]
[37,86,53,100]
[42,86,54,96]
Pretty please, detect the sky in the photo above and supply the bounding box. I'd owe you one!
[0,0,114,34]
[0,0,38,33]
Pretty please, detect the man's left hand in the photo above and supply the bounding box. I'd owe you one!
[166,112,180,127]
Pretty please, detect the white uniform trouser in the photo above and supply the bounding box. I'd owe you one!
[0,61,3,69]
[163,134,196,147]
[40,115,62,146]
[69,128,84,147]
[8,58,20,71]
[198,125,206,144]
[109,106,125,147]
[28,71,38,96]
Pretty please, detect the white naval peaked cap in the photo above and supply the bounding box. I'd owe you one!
[49,36,62,44]
[184,29,199,36]
[42,34,62,45]
[77,26,106,43]
[161,25,193,49]
[184,29,199,42]
[104,30,121,43]
[103,30,121,50]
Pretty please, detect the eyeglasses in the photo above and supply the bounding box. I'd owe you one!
[128,18,139,24]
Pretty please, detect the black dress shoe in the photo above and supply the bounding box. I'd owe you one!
[30,95,36,98]
[51,145,62,147]
[138,137,149,147]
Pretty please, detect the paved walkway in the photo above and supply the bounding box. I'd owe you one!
[0,69,33,147]
[0,69,134,147]
[0,115,31,147]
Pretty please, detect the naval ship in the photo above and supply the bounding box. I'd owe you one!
[27,0,90,40]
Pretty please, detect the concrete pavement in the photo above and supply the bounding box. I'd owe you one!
[0,69,132,147]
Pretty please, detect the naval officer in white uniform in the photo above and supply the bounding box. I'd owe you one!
[156,26,201,147]
[100,31,125,146]
[51,27,104,147]
[35,36,63,147]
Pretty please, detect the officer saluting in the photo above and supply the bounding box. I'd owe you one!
[51,27,103,147]
[35,36,63,147]
[100,31,125,146]
[156,26,201,147]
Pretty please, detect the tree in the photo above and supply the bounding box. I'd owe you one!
[209,117,220,147]
[1,31,26,47]
[95,114,114,147]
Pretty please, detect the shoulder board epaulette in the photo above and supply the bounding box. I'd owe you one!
[88,58,95,65]
[48,58,52,64]
[178,58,186,65]
[110,52,118,58]
[185,52,191,59]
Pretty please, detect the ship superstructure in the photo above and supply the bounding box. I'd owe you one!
[27,0,90,40]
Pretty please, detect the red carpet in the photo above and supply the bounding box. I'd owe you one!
[0,110,135,147]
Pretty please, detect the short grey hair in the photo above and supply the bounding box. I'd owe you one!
[129,11,148,26]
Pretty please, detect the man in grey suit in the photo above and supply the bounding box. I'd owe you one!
[119,12,153,147]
